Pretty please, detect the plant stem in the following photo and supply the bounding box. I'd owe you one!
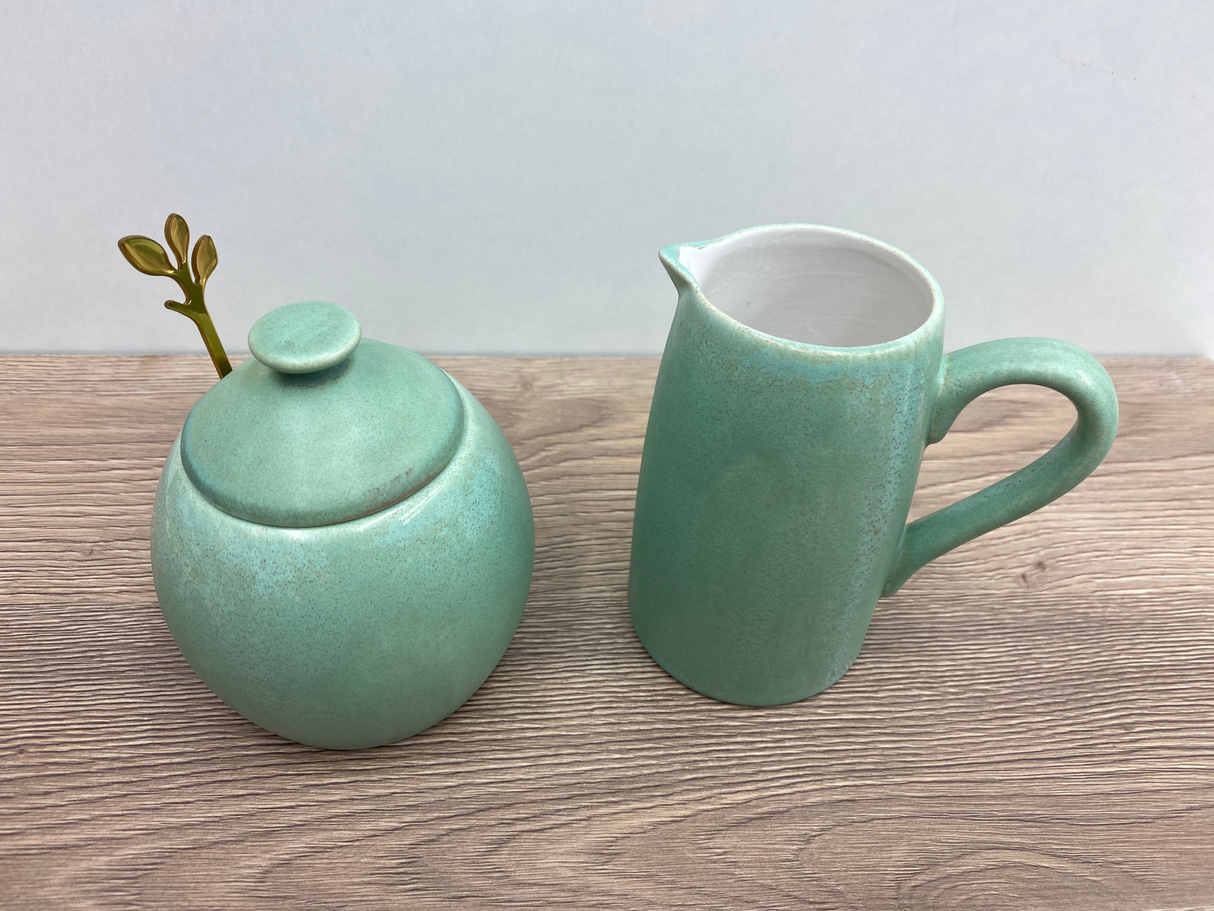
[171,265,232,378]
[193,311,233,377]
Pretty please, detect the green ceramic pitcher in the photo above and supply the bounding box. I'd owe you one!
[628,224,1119,706]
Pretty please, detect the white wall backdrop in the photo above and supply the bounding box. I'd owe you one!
[2,0,1211,356]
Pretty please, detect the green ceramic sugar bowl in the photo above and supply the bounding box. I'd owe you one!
[151,301,535,749]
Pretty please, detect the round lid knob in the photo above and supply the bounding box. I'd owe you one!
[248,301,362,374]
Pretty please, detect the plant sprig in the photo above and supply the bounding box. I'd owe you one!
[119,214,232,378]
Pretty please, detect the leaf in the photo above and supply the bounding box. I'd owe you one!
[192,235,217,287]
[164,213,189,266]
[118,235,175,276]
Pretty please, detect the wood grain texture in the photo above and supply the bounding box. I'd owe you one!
[1,354,1213,910]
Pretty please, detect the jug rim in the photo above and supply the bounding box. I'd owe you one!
[659,223,944,356]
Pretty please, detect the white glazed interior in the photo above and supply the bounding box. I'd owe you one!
[677,226,938,347]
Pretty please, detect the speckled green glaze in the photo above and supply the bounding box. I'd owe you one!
[152,304,534,749]
[154,380,532,749]
[247,301,363,374]
[182,335,464,527]
[629,225,1118,706]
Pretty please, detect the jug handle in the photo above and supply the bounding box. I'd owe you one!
[883,338,1119,596]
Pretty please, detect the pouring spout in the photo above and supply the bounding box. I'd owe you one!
[658,243,701,297]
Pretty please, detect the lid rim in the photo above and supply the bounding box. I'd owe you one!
[180,397,466,527]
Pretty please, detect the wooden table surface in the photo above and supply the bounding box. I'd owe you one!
[2,355,1213,910]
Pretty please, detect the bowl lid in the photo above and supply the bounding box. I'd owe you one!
[180,301,464,527]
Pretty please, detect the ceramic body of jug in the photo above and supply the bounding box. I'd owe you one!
[628,225,1119,706]
[152,302,534,749]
